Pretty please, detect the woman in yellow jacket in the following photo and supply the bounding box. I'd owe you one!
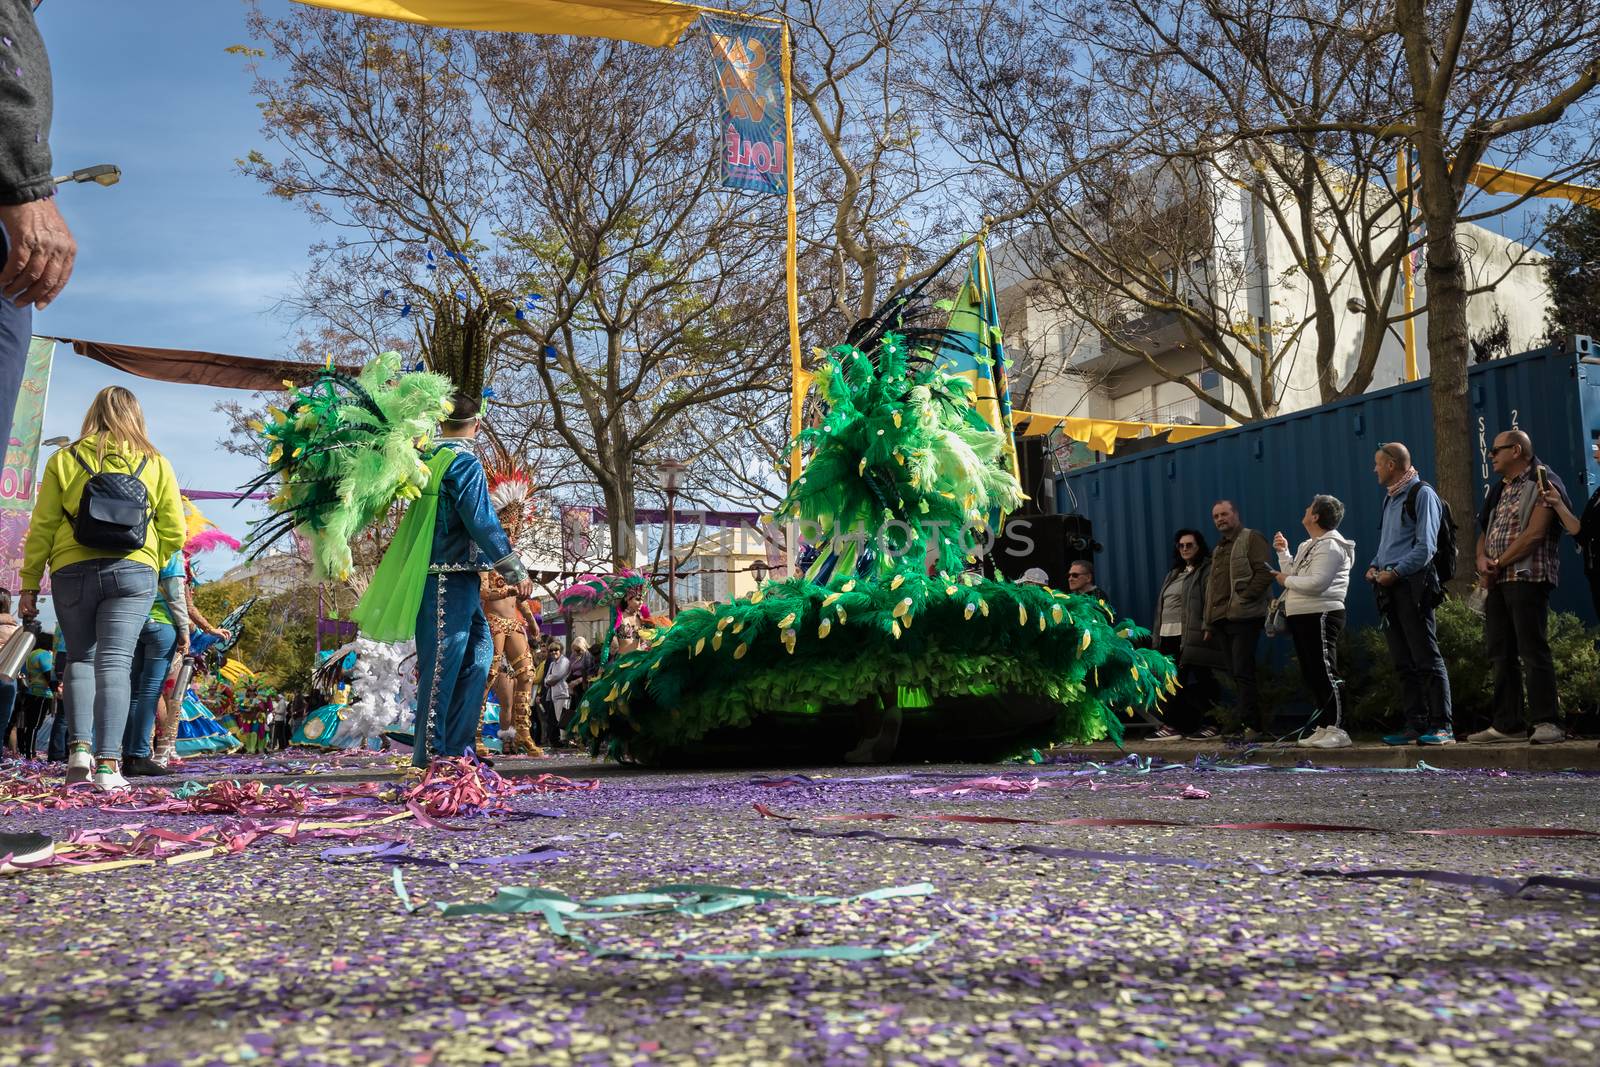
[19,386,184,790]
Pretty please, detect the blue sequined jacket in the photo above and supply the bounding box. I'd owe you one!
[428,439,527,582]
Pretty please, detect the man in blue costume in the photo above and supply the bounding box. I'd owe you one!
[414,394,534,767]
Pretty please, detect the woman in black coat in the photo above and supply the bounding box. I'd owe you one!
[1149,529,1223,739]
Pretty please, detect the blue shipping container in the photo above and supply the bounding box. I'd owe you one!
[1056,343,1600,633]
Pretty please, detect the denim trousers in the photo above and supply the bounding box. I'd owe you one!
[1377,576,1453,731]
[412,571,493,768]
[51,558,158,759]
[0,226,31,458]
[123,618,177,759]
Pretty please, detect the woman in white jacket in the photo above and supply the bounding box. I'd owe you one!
[1271,495,1357,749]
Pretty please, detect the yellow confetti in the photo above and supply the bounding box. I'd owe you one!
[818,618,832,639]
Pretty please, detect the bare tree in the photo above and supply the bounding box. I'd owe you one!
[240,7,793,568]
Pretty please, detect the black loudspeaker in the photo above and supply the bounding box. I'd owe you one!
[1013,437,1053,516]
[993,513,1099,587]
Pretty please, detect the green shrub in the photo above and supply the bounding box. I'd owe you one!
[1198,599,1600,736]
[1339,598,1599,733]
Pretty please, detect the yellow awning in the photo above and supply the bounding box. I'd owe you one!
[1011,409,1231,453]
[292,0,706,46]
[1467,163,1600,209]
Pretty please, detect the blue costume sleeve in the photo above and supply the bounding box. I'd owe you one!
[447,451,526,582]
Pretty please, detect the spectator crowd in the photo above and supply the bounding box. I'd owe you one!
[1132,430,1600,748]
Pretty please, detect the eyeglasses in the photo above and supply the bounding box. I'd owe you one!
[1489,444,1515,455]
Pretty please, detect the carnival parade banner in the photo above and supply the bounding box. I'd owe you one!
[701,15,787,196]
[0,336,55,591]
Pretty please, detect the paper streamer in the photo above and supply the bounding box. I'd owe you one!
[753,804,1600,838]
[320,841,568,868]
[391,871,942,961]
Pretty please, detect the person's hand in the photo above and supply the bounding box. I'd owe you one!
[516,578,535,600]
[1272,531,1288,553]
[1270,571,1285,584]
[212,627,233,641]
[17,591,37,620]
[1478,554,1495,576]
[1364,566,1379,584]
[1375,569,1400,587]
[0,197,77,309]
[175,631,190,655]
[1201,630,1211,643]
[1539,488,1565,511]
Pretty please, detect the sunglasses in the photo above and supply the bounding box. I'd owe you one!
[1489,444,1516,455]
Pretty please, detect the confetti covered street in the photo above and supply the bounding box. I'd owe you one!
[4,751,1600,1066]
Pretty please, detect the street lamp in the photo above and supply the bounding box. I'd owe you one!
[749,559,771,587]
[655,458,688,615]
[53,163,120,188]
[42,436,69,448]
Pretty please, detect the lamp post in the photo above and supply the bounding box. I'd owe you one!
[749,559,771,591]
[42,436,69,448]
[655,458,688,615]
[53,163,121,188]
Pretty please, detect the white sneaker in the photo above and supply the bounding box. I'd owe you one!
[93,768,130,792]
[1307,727,1353,749]
[1297,727,1328,748]
[65,749,93,785]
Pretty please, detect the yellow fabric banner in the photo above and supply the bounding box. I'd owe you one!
[292,0,703,46]
[1467,164,1600,209]
[1010,410,1230,454]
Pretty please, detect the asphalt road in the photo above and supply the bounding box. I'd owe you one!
[3,753,1599,1066]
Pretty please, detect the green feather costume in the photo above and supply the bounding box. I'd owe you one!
[569,313,1176,765]
[241,352,455,581]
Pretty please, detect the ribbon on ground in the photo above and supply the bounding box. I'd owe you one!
[783,826,1600,899]
[320,841,569,867]
[753,803,1600,838]
[391,869,942,961]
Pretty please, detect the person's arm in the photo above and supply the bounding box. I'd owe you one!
[1274,546,1293,574]
[1492,505,1555,569]
[545,656,570,687]
[1540,487,1582,536]
[18,451,64,614]
[0,3,73,309]
[185,586,220,635]
[162,570,190,649]
[0,2,53,207]
[151,457,186,564]
[1282,541,1340,595]
[1391,488,1440,577]
[449,453,532,592]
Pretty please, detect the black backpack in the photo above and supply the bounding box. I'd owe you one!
[65,447,152,552]
[1403,480,1458,583]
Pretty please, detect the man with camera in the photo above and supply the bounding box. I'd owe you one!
[1470,429,1568,745]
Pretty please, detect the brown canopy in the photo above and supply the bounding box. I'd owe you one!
[63,338,361,392]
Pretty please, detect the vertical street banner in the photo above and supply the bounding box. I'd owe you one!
[0,336,56,591]
[701,15,787,196]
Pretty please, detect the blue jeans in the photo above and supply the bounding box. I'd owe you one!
[123,618,177,759]
[52,559,157,759]
[412,571,492,767]
[0,677,15,756]
[47,697,67,761]
[0,225,32,457]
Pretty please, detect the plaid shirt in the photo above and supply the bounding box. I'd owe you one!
[1485,471,1559,585]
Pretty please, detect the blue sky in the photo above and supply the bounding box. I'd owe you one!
[33,0,315,582]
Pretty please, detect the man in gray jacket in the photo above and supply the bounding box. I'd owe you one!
[0,0,77,454]
[1203,499,1274,738]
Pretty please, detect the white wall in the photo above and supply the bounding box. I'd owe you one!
[1010,199,1552,424]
